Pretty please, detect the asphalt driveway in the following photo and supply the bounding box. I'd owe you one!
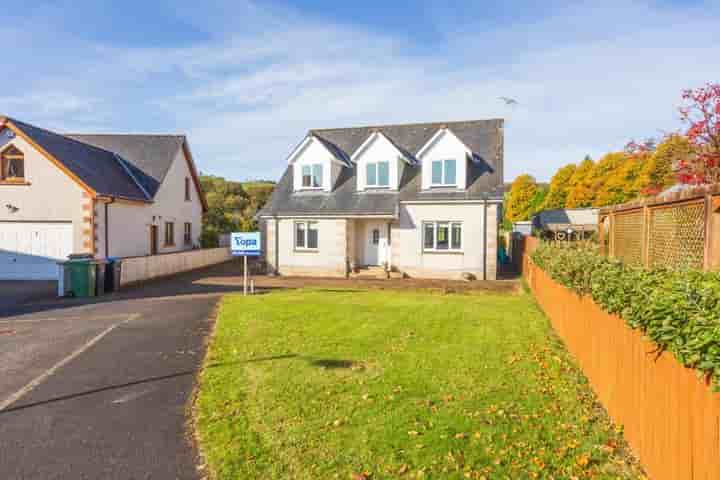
[0,280,57,313]
[0,262,245,480]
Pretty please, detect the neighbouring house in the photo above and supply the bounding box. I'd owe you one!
[532,208,599,241]
[258,119,504,280]
[0,116,207,280]
[512,221,533,236]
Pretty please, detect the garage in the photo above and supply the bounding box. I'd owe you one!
[0,222,73,280]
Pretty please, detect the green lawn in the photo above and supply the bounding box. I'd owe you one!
[195,289,641,479]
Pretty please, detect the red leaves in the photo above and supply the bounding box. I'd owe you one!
[676,83,720,185]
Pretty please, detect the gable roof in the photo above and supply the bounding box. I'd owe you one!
[260,119,504,217]
[350,130,415,164]
[286,134,352,167]
[1,116,206,210]
[311,119,503,163]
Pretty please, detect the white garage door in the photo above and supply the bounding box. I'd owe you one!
[0,222,73,280]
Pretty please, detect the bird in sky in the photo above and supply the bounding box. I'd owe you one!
[498,96,519,106]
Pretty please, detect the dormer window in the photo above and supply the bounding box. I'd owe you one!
[1,145,25,182]
[301,164,323,188]
[366,161,390,188]
[431,159,456,187]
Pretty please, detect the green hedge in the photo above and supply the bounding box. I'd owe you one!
[531,242,720,388]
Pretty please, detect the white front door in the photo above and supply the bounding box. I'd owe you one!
[0,222,73,280]
[362,221,388,266]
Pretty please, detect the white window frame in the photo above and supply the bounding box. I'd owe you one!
[300,164,323,189]
[294,221,319,251]
[365,161,390,188]
[430,159,457,187]
[422,221,463,252]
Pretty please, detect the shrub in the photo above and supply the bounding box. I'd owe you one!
[531,242,720,387]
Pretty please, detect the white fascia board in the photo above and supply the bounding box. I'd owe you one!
[287,134,349,166]
[415,128,474,162]
[286,135,313,165]
[350,131,413,164]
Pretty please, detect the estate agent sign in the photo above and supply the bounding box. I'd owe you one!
[231,232,261,257]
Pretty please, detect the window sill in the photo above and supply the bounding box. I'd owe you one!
[297,187,324,191]
[429,184,458,189]
[294,248,319,253]
[364,186,392,190]
[164,243,176,247]
[422,249,464,254]
[0,180,30,186]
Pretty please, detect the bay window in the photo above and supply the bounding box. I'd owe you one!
[295,221,319,250]
[301,164,323,188]
[430,159,457,186]
[366,161,390,187]
[423,221,462,251]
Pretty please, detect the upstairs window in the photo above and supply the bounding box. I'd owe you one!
[1,145,25,181]
[185,177,191,201]
[431,159,456,186]
[366,161,390,187]
[301,164,323,188]
[423,221,462,251]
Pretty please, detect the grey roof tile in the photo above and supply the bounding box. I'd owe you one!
[260,119,504,217]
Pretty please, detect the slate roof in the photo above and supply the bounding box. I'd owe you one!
[66,134,185,197]
[4,117,195,203]
[260,119,504,217]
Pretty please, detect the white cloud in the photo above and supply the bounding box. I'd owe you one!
[3,1,720,182]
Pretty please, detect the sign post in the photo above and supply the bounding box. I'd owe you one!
[230,232,262,296]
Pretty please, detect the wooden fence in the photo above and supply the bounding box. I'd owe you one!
[523,238,720,480]
[599,184,720,270]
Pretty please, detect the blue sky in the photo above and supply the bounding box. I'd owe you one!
[4,0,720,182]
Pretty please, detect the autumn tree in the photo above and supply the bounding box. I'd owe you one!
[633,134,692,195]
[542,164,576,210]
[676,83,720,184]
[504,174,539,223]
[566,156,595,208]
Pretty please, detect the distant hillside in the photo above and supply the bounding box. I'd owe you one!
[199,175,275,247]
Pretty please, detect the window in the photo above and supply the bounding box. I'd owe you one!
[366,161,390,187]
[185,177,191,201]
[423,221,462,251]
[301,164,323,188]
[1,145,25,181]
[164,222,175,246]
[372,229,380,245]
[430,159,457,186]
[295,221,318,250]
[184,223,192,245]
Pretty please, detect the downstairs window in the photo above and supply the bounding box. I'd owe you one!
[295,221,319,250]
[423,221,462,251]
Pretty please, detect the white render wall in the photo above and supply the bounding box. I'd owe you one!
[120,247,231,286]
[291,137,339,192]
[276,218,347,276]
[392,202,497,280]
[0,133,88,254]
[101,145,203,258]
[418,130,469,190]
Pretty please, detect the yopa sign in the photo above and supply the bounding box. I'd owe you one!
[231,232,261,256]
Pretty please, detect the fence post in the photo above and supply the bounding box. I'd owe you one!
[642,205,651,268]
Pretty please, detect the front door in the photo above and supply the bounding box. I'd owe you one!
[362,221,388,266]
[150,225,159,255]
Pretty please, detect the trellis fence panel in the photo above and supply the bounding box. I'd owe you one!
[601,187,720,271]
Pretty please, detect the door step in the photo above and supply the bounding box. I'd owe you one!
[350,266,389,280]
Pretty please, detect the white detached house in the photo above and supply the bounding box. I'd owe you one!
[259,120,504,280]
